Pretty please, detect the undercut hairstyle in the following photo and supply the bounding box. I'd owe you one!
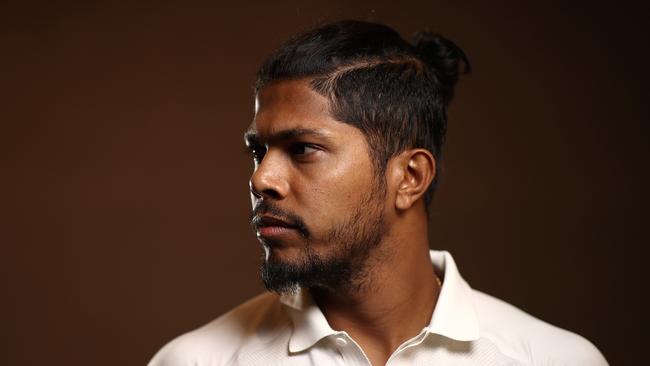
[255,20,470,206]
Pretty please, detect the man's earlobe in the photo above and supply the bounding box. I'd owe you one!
[395,149,436,210]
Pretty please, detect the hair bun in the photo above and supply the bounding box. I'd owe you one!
[413,31,471,105]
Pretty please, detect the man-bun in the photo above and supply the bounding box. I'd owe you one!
[413,32,471,105]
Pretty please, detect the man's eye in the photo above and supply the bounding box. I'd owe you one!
[249,146,266,163]
[289,143,318,156]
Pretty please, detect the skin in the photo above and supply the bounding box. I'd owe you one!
[246,79,440,366]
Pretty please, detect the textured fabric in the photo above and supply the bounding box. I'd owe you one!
[148,250,608,366]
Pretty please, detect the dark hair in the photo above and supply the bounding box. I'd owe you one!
[255,20,470,206]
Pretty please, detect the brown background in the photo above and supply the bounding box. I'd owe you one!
[2,0,648,365]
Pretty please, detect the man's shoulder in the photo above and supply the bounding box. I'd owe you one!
[148,292,290,366]
[471,289,608,365]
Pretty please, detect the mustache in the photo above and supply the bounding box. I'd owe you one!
[250,201,310,238]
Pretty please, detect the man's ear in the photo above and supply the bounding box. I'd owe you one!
[390,149,436,211]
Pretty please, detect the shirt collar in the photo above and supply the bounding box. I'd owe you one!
[280,250,480,353]
[280,288,338,353]
[426,250,480,341]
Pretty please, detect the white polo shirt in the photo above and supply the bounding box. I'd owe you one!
[148,250,608,365]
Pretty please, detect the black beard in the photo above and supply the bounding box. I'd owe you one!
[261,247,354,294]
[259,185,387,295]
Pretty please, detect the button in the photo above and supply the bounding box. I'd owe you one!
[335,337,348,347]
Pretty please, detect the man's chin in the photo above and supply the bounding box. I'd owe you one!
[261,240,305,262]
[258,244,319,294]
[259,247,357,294]
[260,257,303,294]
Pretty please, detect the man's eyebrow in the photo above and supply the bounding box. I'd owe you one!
[244,128,333,145]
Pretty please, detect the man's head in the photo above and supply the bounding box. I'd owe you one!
[246,20,469,294]
[255,20,469,205]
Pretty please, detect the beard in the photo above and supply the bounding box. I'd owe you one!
[252,181,388,295]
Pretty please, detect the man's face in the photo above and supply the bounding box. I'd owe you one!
[246,80,388,294]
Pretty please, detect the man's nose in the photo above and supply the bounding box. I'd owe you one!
[249,152,290,200]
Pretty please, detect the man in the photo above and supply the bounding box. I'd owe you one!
[149,20,608,365]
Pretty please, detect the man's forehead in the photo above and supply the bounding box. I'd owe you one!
[248,80,343,141]
[246,117,337,138]
[256,79,324,106]
[254,81,331,121]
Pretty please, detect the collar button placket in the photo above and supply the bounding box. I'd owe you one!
[335,337,348,347]
[332,333,368,366]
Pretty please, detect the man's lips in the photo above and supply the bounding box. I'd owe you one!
[254,215,299,238]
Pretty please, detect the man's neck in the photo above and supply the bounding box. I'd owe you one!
[311,212,439,366]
